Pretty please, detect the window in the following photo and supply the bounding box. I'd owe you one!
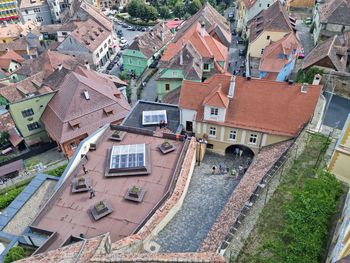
[186,121,193,132]
[100,47,103,53]
[210,108,218,116]
[110,144,145,170]
[34,7,40,12]
[27,122,41,131]
[292,48,296,54]
[249,134,258,144]
[173,71,178,77]
[209,127,216,137]
[267,3,270,7]
[266,35,270,40]
[260,48,264,54]
[70,142,77,150]
[229,130,237,140]
[62,32,67,36]
[22,108,34,117]
[96,52,99,58]
[104,43,107,49]
[108,39,111,44]
[142,110,167,125]
[25,9,28,14]
[36,16,43,22]
[165,83,170,91]
[204,63,209,70]
[278,53,283,59]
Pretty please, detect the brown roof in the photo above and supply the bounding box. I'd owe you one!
[302,34,348,71]
[63,18,111,52]
[128,22,173,59]
[0,49,24,70]
[0,111,15,131]
[0,38,28,53]
[17,50,82,77]
[318,0,350,25]
[249,1,294,42]
[173,2,231,47]
[0,159,23,177]
[8,127,24,147]
[31,129,183,251]
[259,32,301,73]
[243,0,257,9]
[0,21,38,39]
[41,70,130,143]
[179,74,322,136]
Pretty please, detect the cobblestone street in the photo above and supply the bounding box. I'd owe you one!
[152,151,249,252]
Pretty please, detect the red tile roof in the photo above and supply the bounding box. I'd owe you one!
[179,74,322,136]
[0,49,24,70]
[259,32,301,73]
[166,19,184,29]
[41,68,130,144]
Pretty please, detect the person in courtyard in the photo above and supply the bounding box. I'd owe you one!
[212,165,216,174]
[89,186,96,199]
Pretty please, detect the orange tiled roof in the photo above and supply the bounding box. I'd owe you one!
[179,74,322,136]
[259,32,301,73]
[0,49,24,70]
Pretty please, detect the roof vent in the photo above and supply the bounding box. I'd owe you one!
[89,35,95,41]
[93,31,99,36]
[301,83,308,93]
[288,79,294,85]
[84,90,90,100]
[98,27,103,32]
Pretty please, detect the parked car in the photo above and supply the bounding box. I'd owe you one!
[127,26,135,31]
[298,48,305,59]
[149,59,159,68]
[122,23,128,28]
[119,64,124,71]
[304,17,312,25]
[228,12,234,21]
[239,49,245,56]
[120,43,129,50]
[107,61,116,70]
[231,29,237,36]
[141,27,147,32]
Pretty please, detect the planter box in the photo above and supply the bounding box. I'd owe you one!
[124,186,146,202]
[90,200,113,220]
[109,130,126,141]
[159,141,176,154]
[72,177,91,193]
[89,143,96,151]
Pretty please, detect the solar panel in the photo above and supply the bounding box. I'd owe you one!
[142,110,167,125]
[110,144,145,169]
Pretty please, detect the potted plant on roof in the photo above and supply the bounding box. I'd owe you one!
[76,177,86,189]
[159,139,176,154]
[94,201,108,215]
[129,185,141,198]
[112,130,121,139]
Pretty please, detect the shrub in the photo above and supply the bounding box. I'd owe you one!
[0,186,26,210]
[4,246,25,263]
[46,164,68,177]
[296,67,324,84]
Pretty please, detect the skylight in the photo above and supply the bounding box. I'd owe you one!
[142,110,167,125]
[110,144,145,170]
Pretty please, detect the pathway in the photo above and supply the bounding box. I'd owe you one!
[152,152,245,252]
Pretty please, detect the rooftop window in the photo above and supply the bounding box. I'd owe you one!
[142,110,167,125]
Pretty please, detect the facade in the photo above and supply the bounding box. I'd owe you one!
[156,21,228,100]
[247,1,294,58]
[313,0,350,45]
[123,22,173,76]
[19,0,53,25]
[302,34,349,72]
[236,0,276,35]
[259,32,301,81]
[0,0,18,22]
[41,66,130,157]
[179,74,322,155]
[286,0,315,11]
[328,114,350,184]
[0,49,24,81]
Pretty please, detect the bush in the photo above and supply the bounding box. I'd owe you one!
[263,171,342,263]
[4,246,25,263]
[296,67,324,84]
[0,186,26,210]
[46,164,68,177]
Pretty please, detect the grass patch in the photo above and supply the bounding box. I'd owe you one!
[236,133,343,263]
[0,186,26,210]
[45,164,68,177]
[4,246,26,263]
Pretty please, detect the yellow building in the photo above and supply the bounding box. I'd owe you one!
[329,114,350,184]
[247,1,294,58]
[286,0,315,11]
[179,74,322,156]
[0,0,18,23]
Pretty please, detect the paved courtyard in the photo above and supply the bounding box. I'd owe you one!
[152,151,250,252]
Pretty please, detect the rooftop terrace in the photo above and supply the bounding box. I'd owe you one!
[30,128,184,252]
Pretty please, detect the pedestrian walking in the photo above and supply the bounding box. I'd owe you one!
[82,164,88,174]
[89,186,96,199]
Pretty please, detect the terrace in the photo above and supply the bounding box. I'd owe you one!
[30,128,184,252]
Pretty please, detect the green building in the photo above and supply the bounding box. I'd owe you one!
[123,22,173,76]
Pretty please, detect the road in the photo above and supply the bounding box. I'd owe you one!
[295,20,314,56]
[323,92,350,129]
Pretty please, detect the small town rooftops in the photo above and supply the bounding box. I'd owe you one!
[179,74,322,136]
[302,34,349,72]
[318,0,350,25]
[0,49,24,71]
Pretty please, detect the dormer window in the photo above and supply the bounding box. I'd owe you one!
[210,108,218,116]
[204,63,209,70]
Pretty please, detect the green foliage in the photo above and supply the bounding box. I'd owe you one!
[0,186,26,210]
[0,131,9,146]
[46,164,68,177]
[111,4,119,10]
[127,0,158,22]
[173,1,186,18]
[0,154,15,164]
[4,246,25,263]
[127,0,141,18]
[262,171,342,263]
[189,0,202,15]
[158,5,171,19]
[296,67,324,84]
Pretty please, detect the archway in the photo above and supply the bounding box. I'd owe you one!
[225,144,255,159]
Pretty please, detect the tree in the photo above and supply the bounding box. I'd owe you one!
[4,246,25,263]
[127,0,142,18]
[173,1,186,18]
[0,131,9,147]
[146,5,158,21]
[159,5,171,19]
[189,0,202,15]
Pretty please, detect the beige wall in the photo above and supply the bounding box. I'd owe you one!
[248,30,289,58]
[329,150,350,184]
[194,121,292,155]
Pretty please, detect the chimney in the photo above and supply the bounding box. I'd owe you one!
[114,93,121,98]
[301,83,308,93]
[83,90,90,100]
[58,63,63,71]
[228,76,236,99]
[288,79,294,85]
[200,21,205,37]
[312,74,322,85]
[85,61,90,70]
